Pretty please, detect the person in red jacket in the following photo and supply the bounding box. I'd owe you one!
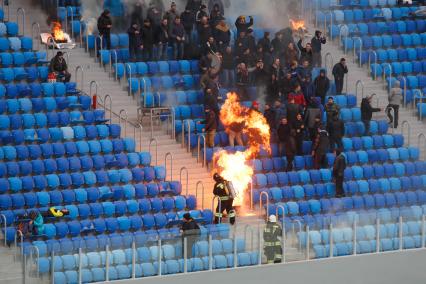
[288,84,306,107]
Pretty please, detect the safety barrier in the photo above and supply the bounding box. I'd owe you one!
[149,138,158,166]
[74,65,84,91]
[164,152,173,181]
[119,109,128,137]
[244,225,255,252]
[180,167,189,196]
[196,181,205,209]
[16,8,26,36]
[259,191,270,222]
[197,134,206,168]
[31,22,41,51]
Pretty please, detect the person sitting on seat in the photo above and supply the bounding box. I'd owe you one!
[42,207,70,218]
[49,51,71,82]
[28,211,44,236]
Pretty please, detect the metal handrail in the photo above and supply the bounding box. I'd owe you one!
[399,77,407,107]
[413,89,422,110]
[291,220,302,251]
[119,109,128,137]
[79,20,85,48]
[339,24,349,54]
[324,52,333,74]
[353,37,362,67]
[306,225,310,260]
[89,81,99,102]
[197,134,207,168]
[211,196,222,223]
[401,120,411,146]
[180,167,189,196]
[94,35,103,63]
[31,22,41,51]
[368,50,378,80]
[382,63,392,95]
[46,37,56,60]
[100,94,113,123]
[141,77,148,105]
[259,191,269,222]
[196,181,205,209]
[355,80,364,100]
[14,230,23,261]
[376,218,381,253]
[387,105,396,134]
[183,120,192,152]
[418,133,426,160]
[16,8,25,36]
[29,246,40,279]
[353,220,357,255]
[68,7,75,39]
[0,214,6,246]
[149,138,158,165]
[330,223,334,257]
[85,21,89,52]
[133,123,143,152]
[164,152,173,181]
[2,0,9,22]
[324,11,333,39]
[125,63,135,97]
[75,66,84,91]
[109,49,118,76]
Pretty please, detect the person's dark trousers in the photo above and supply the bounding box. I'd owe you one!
[335,176,344,197]
[182,235,197,258]
[387,104,399,128]
[103,32,111,50]
[214,199,235,225]
[129,44,140,62]
[286,154,294,171]
[144,47,154,61]
[334,76,344,94]
[57,71,71,83]
[314,153,327,169]
[295,137,304,156]
[362,119,371,135]
[330,136,343,153]
[308,128,317,143]
[157,43,168,60]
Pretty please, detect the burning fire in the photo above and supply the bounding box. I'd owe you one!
[213,93,271,207]
[290,19,306,31]
[52,22,65,41]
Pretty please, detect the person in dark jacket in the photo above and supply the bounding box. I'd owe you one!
[181,213,200,258]
[297,38,313,66]
[49,51,71,82]
[186,0,202,14]
[258,32,272,54]
[253,59,270,89]
[264,103,277,131]
[287,97,304,128]
[278,118,296,171]
[329,114,345,153]
[314,69,330,103]
[325,96,340,127]
[208,0,225,15]
[128,23,142,61]
[213,19,231,52]
[236,63,250,100]
[196,4,209,26]
[156,18,169,60]
[202,36,218,56]
[312,126,330,169]
[221,46,235,88]
[332,58,348,94]
[280,72,295,101]
[197,16,213,50]
[311,30,326,67]
[294,113,306,155]
[209,4,223,26]
[269,58,284,101]
[141,19,154,61]
[304,98,322,142]
[147,4,163,30]
[235,15,253,35]
[97,10,112,49]
[271,32,286,61]
[333,148,347,197]
[171,17,186,59]
[203,107,217,148]
[181,6,195,42]
[361,95,381,135]
[246,28,257,54]
[165,2,179,34]
[130,2,145,26]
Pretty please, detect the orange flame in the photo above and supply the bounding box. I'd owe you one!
[290,19,306,31]
[52,22,65,41]
[213,93,271,207]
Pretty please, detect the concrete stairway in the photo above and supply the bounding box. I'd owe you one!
[313,24,426,150]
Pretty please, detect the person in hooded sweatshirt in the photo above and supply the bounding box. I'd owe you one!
[333,148,347,197]
[314,69,330,103]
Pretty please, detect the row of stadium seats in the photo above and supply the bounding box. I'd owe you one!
[330,21,426,38]
[128,74,200,93]
[0,51,48,67]
[0,82,78,99]
[313,0,399,9]
[114,60,200,78]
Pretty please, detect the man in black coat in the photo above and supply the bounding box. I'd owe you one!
[312,126,330,169]
[329,113,345,153]
[258,32,272,54]
[181,6,195,42]
[332,58,348,94]
[128,23,141,61]
[49,51,71,82]
[203,107,217,148]
[311,30,326,67]
[314,69,330,103]
[333,148,347,198]
[361,95,381,135]
[297,38,313,66]
[181,213,200,258]
[278,118,296,171]
[141,19,155,61]
[156,18,169,60]
[97,10,112,49]
[264,103,277,131]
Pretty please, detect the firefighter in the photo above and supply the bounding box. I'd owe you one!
[213,173,236,225]
[263,215,282,264]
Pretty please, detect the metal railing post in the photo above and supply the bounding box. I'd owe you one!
[158,239,162,276]
[329,223,333,258]
[418,133,426,160]
[164,152,173,181]
[89,81,99,103]
[399,77,407,107]
[275,205,286,263]
[109,49,117,76]
[259,192,270,222]
[355,80,364,101]
[376,218,380,253]
[382,63,392,95]
[94,35,103,63]
[125,63,133,97]
[31,22,41,51]
[0,214,6,246]
[74,66,84,91]
[132,241,136,279]
[78,248,82,284]
[119,109,128,138]
[306,225,310,260]
[258,225,262,265]
[324,52,334,74]
[105,245,110,281]
[422,215,425,248]
[149,138,158,166]
[399,216,403,251]
[16,8,26,36]
[368,50,378,80]
[184,237,188,273]
[339,25,349,55]
[197,134,207,167]
[292,220,303,250]
[401,121,411,146]
[353,37,362,67]
[353,220,357,255]
[208,234,213,270]
[50,251,55,284]
[195,181,205,209]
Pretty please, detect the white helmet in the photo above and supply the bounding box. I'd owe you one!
[269,215,277,223]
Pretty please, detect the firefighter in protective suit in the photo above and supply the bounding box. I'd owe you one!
[213,173,236,225]
[263,215,282,264]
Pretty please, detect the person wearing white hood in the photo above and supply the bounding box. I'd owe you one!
[263,215,283,264]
